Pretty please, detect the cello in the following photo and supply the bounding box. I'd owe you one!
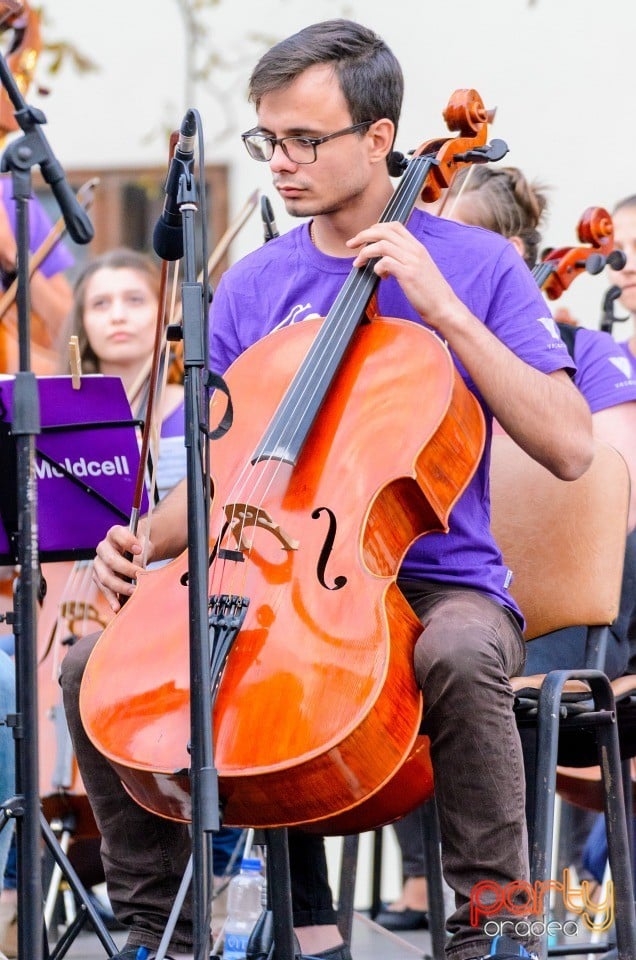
[80,90,501,830]
[533,206,626,300]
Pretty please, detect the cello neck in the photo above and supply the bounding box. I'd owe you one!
[253,154,437,467]
[532,261,554,291]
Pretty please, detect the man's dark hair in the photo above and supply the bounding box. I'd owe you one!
[248,19,404,136]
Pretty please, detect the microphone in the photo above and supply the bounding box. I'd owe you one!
[40,157,95,244]
[152,109,197,260]
[261,195,279,242]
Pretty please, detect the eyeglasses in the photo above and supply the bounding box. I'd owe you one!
[241,121,373,164]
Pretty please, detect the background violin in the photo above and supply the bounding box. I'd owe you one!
[534,206,626,301]
[0,1,41,142]
[0,177,98,375]
[0,1,84,377]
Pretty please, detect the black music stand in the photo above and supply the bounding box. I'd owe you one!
[0,374,148,959]
[0,25,94,958]
[0,374,148,563]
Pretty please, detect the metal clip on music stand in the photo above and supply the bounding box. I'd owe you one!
[0,373,149,960]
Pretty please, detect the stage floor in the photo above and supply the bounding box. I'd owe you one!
[59,913,608,960]
[62,913,433,960]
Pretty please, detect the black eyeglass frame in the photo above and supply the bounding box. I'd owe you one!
[240,121,374,164]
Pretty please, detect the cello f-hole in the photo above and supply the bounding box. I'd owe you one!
[311,506,347,591]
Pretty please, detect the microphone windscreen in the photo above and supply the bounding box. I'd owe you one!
[152,219,184,261]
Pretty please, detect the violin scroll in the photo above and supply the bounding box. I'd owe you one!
[538,206,625,301]
[578,206,613,247]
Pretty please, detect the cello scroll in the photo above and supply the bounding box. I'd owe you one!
[535,206,626,301]
[416,89,508,203]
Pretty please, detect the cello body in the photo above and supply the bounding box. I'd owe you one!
[80,315,484,828]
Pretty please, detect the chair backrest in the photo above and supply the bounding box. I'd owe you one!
[490,435,629,640]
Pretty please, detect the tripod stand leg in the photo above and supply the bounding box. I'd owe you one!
[44,827,71,931]
[154,856,193,960]
[265,829,297,960]
[39,813,117,956]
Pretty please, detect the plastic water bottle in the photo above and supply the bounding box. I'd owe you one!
[223,857,265,960]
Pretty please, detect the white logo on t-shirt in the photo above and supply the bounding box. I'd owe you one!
[609,356,633,380]
[537,316,562,340]
[272,302,317,331]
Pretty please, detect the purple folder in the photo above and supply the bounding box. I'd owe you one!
[0,375,148,562]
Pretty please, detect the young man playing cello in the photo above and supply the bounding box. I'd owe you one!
[61,19,593,960]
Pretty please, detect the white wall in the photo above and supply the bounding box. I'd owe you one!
[29,0,635,903]
[37,0,636,334]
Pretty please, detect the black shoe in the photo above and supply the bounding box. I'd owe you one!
[374,906,429,931]
[246,910,351,960]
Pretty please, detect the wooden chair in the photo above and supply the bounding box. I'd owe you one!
[490,434,636,959]
[490,434,627,645]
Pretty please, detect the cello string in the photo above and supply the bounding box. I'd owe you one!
[211,156,425,584]
[211,97,493,599]
[210,154,436,600]
[214,154,443,604]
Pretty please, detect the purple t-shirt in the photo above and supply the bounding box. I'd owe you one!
[208,209,574,615]
[572,328,636,411]
[0,176,74,281]
[160,399,184,438]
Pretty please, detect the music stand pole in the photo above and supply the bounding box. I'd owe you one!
[178,163,218,960]
[0,50,93,960]
[1,132,45,960]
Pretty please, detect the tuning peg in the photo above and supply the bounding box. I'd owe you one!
[452,138,509,165]
[387,151,409,177]
[607,249,627,271]
[578,253,605,275]
[484,138,509,162]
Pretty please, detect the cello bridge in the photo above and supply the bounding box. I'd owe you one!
[223,502,299,553]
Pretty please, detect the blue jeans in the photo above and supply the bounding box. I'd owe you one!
[212,826,244,877]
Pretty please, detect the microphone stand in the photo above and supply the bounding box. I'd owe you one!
[0,153,42,960]
[158,120,297,960]
[175,127,218,960]
[0,50,97,960]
